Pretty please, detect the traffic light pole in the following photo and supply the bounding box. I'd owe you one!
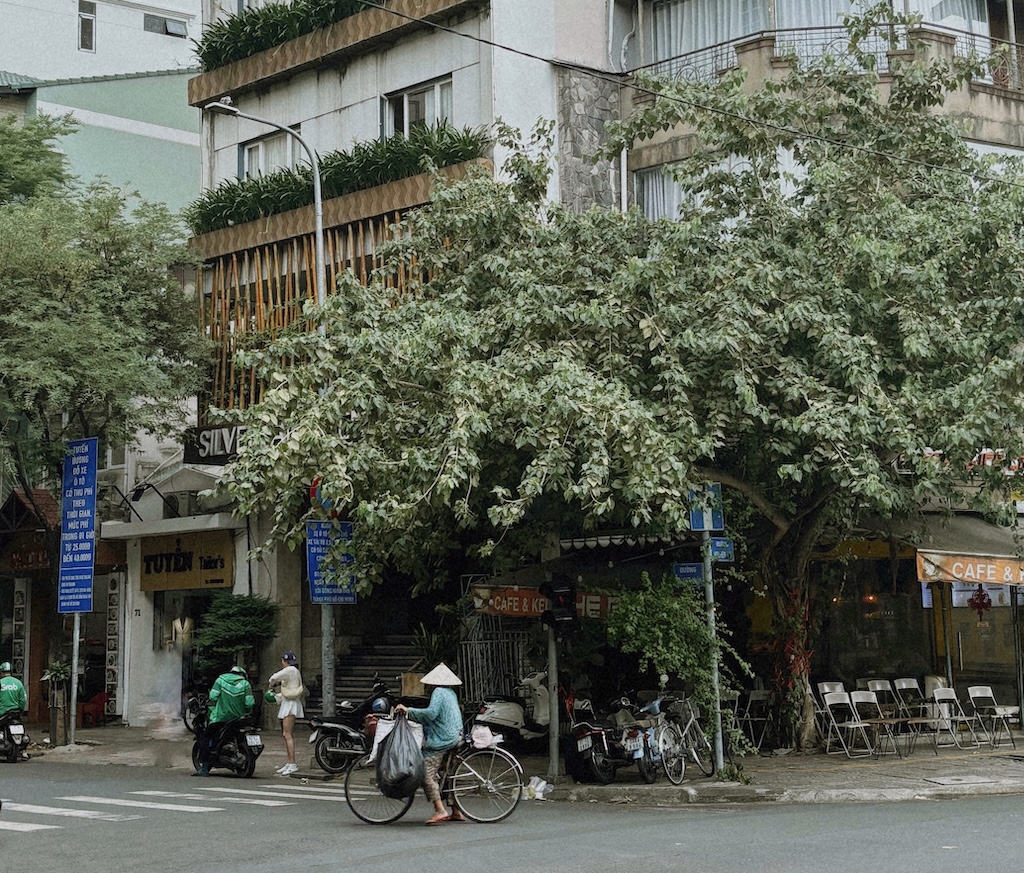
[703,530,725,773]
[546,625,560,779]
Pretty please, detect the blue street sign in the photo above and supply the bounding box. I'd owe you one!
[689,482,725,532]
[710,537,735,562]
[673,562,704,584]
[59,437,97,614]
[307,520,357,604]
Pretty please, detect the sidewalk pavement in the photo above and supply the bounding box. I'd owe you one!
[21,719,1024,806]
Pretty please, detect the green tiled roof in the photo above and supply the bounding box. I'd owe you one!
[0,70,39,90]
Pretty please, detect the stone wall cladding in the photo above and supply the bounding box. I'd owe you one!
[557,68,620,212]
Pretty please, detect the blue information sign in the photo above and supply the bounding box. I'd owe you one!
[673,562,704,584]
[307,520,357,605]
[689,482,725,532]
[59,437,97,613]
[710,537,735,562]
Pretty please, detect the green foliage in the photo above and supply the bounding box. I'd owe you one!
[192,593,279,669]
[0,114,75,205]
[185,124,490,235]
[194,0,368,71]
[0,182,206,486]
[411,621,461,669]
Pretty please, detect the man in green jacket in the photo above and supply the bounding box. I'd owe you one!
[193,666,254,776]
[0,661,27,716]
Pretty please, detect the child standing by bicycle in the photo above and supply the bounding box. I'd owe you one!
[394,662,467,825]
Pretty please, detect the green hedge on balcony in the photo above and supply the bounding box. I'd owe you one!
[194,0,369,72]
[185,124,489,236]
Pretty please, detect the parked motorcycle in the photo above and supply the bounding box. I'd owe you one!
[475,671,594,751]
[565,695,659,785]
[308,679,398,775]
[185,698,264,777]
[0,709,29,763]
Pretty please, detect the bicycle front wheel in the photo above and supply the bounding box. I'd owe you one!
[344,755,415,825]
[658,723,686,785]
[688,726,715,776]
[450,747,523,823]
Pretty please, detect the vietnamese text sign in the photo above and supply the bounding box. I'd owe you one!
[673,562,704,584]
[59,437,97,613]
[689,483,724,531]
[307,520,356,604]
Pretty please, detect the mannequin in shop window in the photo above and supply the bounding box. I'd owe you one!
[166,613,194,649]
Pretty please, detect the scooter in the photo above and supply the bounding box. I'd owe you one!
[308,679,398,775]
[475,671,596,752]
[187,704,264,777]
[564,696,659,785]
[0,709,29,763]
[474,671,552,749]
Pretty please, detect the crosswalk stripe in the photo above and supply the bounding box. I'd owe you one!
[255,783,347,795]
[0,821,63,831]
[194,786,347,802]
[130,791,293,807]
[59,796,223,813]
[1,802,142,822]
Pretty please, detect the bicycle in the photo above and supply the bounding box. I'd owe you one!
[344,738,524,825]
[656,696,714,783]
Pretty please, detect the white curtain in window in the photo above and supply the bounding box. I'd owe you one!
[636,166,684,220]
[906,0,988,33]
[652,0,766,61]
[774,0,861,30]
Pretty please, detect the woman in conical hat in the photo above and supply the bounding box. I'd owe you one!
[395,662,465,824]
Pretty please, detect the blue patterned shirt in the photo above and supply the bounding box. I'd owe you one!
[406,687,463,752]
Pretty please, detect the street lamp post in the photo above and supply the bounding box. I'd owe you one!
[203,97,335,718]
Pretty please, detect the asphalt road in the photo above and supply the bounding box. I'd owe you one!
[4,761,1024,873]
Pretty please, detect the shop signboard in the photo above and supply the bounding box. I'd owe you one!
[307,520,356,604]
[59,437,97,613]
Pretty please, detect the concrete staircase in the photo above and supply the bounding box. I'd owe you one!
[307,635,421,716]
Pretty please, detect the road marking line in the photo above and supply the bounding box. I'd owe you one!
[0,821,63,831]
[2,802,142,822]
[130,791,293,806]
[255,783,347,794]
[193,786,347,802]
[59,796,223,812]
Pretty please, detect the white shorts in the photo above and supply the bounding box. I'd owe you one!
[277,698,304,719]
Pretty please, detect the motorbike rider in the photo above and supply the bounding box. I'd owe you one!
[192,665,254,777]
[0,662,27,717]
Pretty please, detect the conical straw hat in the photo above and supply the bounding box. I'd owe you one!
[421,662,462,686]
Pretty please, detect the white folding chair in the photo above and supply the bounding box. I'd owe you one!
[968,685,1019,749]
[932,687,980,749]
[739,689,770,751]
[814,682,845,745]
[822,691,873,758]
[851,690,901,758]
[893,678,938,755]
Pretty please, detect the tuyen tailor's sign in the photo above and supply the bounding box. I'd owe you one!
[140,531,234,591]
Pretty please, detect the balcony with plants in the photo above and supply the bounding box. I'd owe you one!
[188,0,482,107]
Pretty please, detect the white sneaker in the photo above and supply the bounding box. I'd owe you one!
[279,763,298,776]
[274,764,289,774]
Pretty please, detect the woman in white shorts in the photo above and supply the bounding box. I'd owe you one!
[268,650,305,775]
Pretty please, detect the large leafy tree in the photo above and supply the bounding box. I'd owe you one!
[601,4,1024,743]
[220,7,1024,745]
[0,114,75,204]
[0,119,206,645]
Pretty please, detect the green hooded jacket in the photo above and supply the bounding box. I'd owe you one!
[207,672,254,725]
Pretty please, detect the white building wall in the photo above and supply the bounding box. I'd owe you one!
[1,0,200,80]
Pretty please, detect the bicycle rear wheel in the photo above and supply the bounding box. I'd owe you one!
[344,754,414,824]
[688,725,715,776]
[450,747,523,823]
[658,723,686,785]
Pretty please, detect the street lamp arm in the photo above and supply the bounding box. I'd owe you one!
[202,100,327,309]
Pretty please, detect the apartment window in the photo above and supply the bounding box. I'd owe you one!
[79,1,96,52]
[636,165,684,221]
[242,127,301,178]
[144,14,188,38]
[651,0,765,61]
[385,79,453,137]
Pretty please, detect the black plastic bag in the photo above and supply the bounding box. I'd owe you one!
[376,713,425,799]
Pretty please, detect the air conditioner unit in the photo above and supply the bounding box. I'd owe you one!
[164,491,199,519]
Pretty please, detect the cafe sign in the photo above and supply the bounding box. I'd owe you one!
[140,531,234,591]
[470,585,617,620]
[917,551,1024,586]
